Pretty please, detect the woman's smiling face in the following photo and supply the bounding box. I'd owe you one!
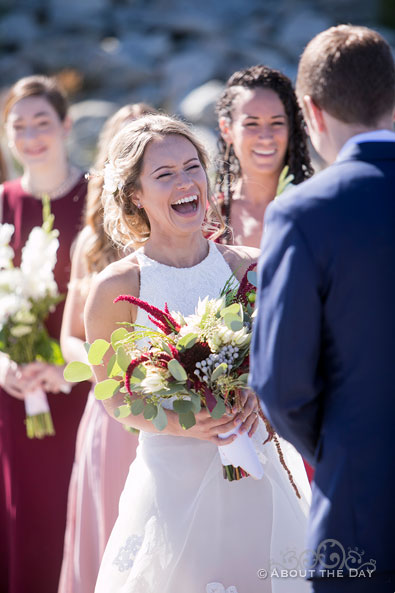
[6,95,69,168]
[134,134,208,238]
[223,86,289,178]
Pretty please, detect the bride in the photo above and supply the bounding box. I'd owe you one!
[85,114,311,593]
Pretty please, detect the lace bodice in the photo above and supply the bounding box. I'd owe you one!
[135,241,233,324]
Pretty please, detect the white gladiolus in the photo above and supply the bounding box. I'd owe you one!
[20,226,59,299]
[10,324,33,337]
[0,294,31,328]
[0,223,15,269]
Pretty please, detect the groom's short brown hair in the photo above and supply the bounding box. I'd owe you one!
[296,25,395,126]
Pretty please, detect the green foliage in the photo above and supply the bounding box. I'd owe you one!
[64,361,93,382]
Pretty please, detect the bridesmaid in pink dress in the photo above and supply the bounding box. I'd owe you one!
[0,75,89,593]
[58,103,156,593]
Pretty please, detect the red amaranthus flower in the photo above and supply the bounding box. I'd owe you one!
[236,263,257,306]
[114,295,181,335]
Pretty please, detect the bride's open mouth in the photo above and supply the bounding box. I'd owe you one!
[171,195,199,216]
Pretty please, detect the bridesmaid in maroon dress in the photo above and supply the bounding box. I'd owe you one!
[0,75,89,593]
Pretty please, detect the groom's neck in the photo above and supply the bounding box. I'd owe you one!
[320,110,394,164]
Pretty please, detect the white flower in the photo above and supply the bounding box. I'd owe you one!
[0,293,31,329]
[10,324,33,338]
[20,227,59,299]
[0,223,15,269]
[103,162,123,196]
[140,367,169,394]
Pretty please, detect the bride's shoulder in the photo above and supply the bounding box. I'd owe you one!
[214,243,260,282]
[89,251,140,302]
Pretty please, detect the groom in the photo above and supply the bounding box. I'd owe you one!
[250,25,395,592]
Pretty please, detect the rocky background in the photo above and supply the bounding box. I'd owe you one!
[0,0,394,169]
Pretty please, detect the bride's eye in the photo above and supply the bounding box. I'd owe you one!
[157,172,172,179]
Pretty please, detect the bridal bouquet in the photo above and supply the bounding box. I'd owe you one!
[0,196,64,438]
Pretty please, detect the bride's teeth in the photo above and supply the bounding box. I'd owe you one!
[173,195,198,205]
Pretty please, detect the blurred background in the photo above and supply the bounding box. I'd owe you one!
[1,0,394,171]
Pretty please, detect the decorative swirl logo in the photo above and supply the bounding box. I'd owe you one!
[270,539,376,574]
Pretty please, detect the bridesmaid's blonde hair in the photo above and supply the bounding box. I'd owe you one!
[102,114,224,249]
[83,103,156,274]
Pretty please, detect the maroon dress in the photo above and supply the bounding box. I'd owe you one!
[0,177,90,593]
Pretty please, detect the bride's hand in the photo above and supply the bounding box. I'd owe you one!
[232,389,261,438]
[179,408,239,445]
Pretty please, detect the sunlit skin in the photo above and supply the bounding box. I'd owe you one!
[6,95,71,193]
[84,133,261,442]
[220,87,289,247]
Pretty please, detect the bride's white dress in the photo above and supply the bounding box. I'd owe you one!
[95,242,311,593]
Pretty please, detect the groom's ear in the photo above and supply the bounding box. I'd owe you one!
[303,95,326,134]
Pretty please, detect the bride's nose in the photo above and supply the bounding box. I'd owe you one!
[175,170,194,190]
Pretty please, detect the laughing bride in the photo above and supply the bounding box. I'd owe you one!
[84,114,311,593]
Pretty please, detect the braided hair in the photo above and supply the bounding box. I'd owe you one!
[215,65,313,239]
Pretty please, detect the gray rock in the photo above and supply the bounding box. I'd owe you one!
[234,46,298,81]
[162,48,222,111]
[67,100,119,169]
[275,9,333,57]
[0,11,41,47]
[178,80,224,127]
[0,54,34,87]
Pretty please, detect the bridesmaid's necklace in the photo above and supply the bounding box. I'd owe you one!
[21,165,82,200]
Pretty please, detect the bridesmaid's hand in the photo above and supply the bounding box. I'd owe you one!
[232,389,260,438]
[22,362,68,394]
[0,354,29,399]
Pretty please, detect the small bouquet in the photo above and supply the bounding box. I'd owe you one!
[66,264,272,481]
[0,196,65,438]
[275,165,294,196]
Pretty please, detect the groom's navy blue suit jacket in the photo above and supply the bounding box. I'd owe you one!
[250,140,395,578]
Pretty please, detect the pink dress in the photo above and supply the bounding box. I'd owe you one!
[57,377,139,590]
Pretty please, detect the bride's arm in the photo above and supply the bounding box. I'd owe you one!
[84,260,240,443]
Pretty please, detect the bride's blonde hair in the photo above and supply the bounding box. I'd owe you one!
[102,114,225,248]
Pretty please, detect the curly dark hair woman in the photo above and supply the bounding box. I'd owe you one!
[215,64,313,246]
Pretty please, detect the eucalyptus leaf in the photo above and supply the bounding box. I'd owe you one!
[88,339,110,365]
[211,363,228,382]
[111,327,129,350]
[64,361,93,382]
[173,399,194,414]
[130,399,144,415]
[237,373,249,384]
[155,382,186,397]
[83,342,90,354]
[178,410,196,430]
[152,405,168,431]
[223,313,243,332]
[220,303,240,317]
[131,364,147,382]
[94,378,121,400]
[162,342,172,356]
[116,346,132,372]
[114,404,131,419]
[177,333,198,351]
[107,354,123,378]
[210,397,226,419]
[247,270,258,288]
[143,403,158,420]
[168,359,187,382]
[188,392,202,413]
